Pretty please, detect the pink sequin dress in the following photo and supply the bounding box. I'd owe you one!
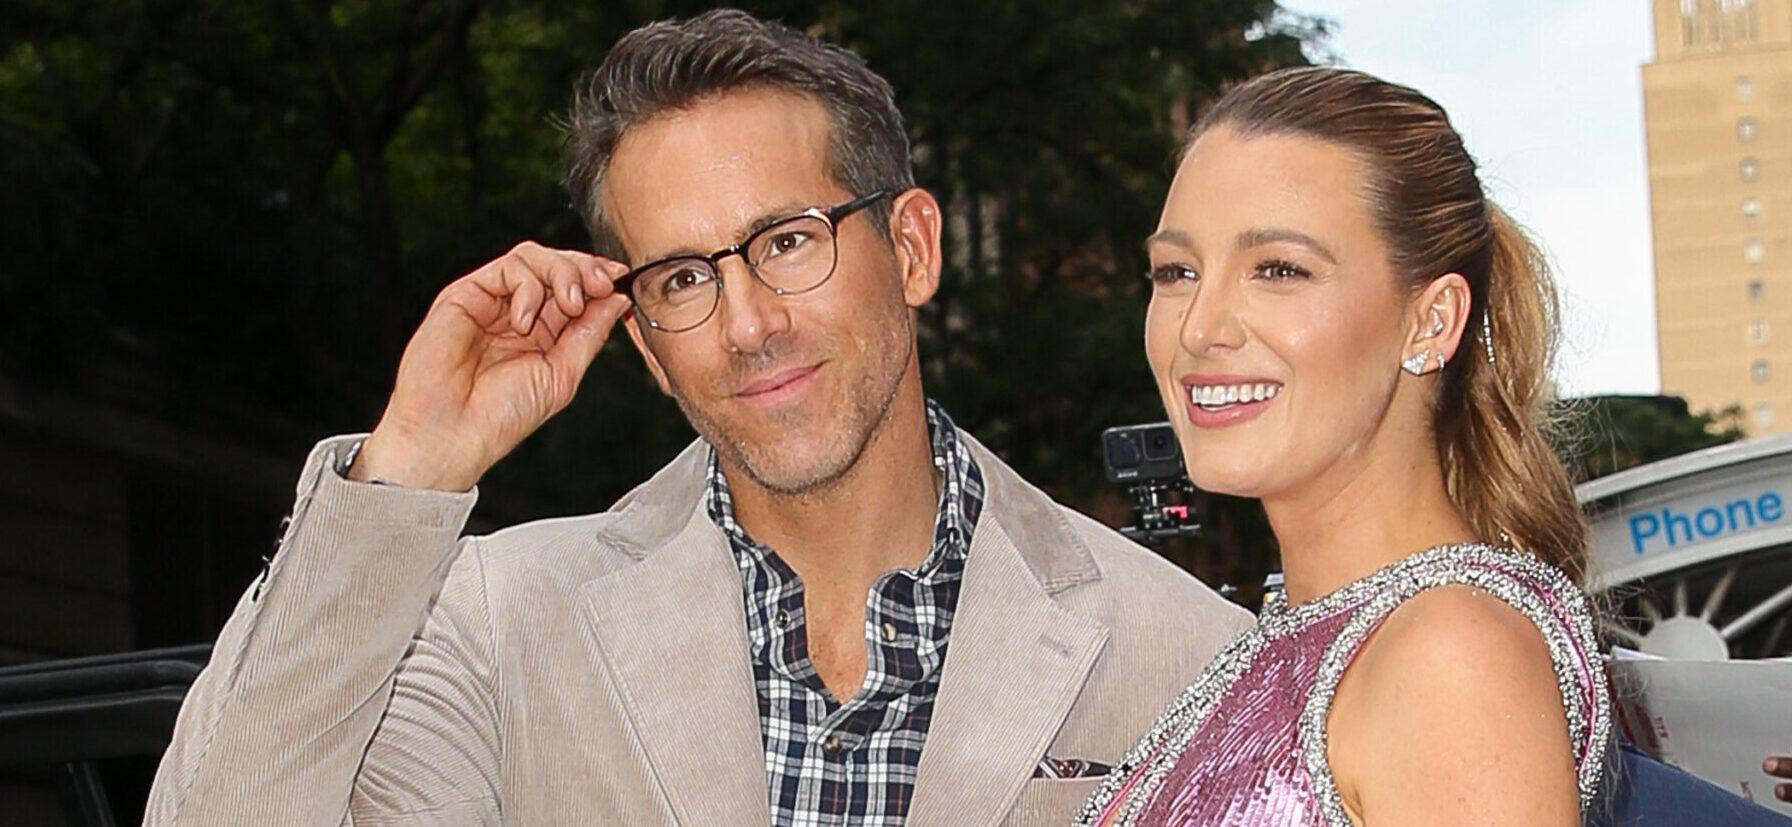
[1077,544,1612,826]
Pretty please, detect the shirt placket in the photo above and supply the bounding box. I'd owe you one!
[711,399,982,826]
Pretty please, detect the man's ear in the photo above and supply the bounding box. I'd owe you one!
[889,188,943,308]
[623,313,674,396]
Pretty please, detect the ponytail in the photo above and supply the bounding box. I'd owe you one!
[1439,205,1588,580]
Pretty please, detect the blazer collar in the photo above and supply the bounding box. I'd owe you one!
[956,430,1102,594]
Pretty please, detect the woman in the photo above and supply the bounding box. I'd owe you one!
[1078,67,1612,826]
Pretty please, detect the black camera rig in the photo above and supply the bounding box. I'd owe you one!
[1101,422,1201,547]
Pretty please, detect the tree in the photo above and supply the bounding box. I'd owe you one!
[1,0,1322,527]
[1557,394,1746,482]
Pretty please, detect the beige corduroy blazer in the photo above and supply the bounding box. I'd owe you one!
[144,430,1250,826]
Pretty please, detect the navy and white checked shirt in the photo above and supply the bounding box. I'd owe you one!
[705,400,984,826]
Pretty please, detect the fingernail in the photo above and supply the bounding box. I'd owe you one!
[1771,757,1784,773]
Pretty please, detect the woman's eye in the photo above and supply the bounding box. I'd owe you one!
[1256,260,1310,281]
[1148,264,1198,285]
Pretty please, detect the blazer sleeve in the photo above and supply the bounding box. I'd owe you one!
[143,436,490,825]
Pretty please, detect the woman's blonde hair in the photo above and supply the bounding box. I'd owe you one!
[1190,67,1588,579]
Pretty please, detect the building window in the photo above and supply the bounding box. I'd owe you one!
[1750,279,1766,301]
[1745,197,1761,219]
[1740,116,1758,142]
[1754,358,1771,384]
[1753,319,1771,342]
[1742,157,1761,182]
[1746,238,1766,263]
[1739,75,1755,100]
[1757,401,1775,428]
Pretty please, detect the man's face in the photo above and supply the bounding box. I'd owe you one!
[605,87,928,495]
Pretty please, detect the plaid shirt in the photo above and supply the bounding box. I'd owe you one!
[706,400,984,826]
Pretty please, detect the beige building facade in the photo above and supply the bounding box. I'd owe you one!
[1646,0,1792,433]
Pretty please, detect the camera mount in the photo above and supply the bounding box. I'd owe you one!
[1101,422,1203,548]
[1119,476,1202,547]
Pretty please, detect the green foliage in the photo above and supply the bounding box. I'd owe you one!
[1557,395,1746,482]
[0,1,1320,536]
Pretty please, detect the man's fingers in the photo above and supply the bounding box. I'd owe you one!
[537,297,573,340]
[512,242,594,318]
[551,259,585,318]
[1778,782,1792,803]
[546,294,631,388]
[1768,756,1792,777]
[437,242,627,342]
[510,273,545,335]
[586,257,629,300]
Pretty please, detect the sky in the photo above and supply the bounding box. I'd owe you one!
[1282,1,1661,396]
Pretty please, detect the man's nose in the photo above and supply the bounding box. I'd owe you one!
[715,255,792,354]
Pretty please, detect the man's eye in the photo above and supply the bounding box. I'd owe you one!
[661,267,714,296]
[763,231,811,257]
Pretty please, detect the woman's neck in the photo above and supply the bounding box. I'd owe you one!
[1263,438,1477,606]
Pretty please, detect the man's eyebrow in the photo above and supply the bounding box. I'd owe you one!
[1236,226,1337,264]
[639,202,814,263]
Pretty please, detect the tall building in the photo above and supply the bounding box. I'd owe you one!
[1645,0,1792,433]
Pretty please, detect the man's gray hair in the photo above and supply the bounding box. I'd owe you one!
[563,9,915,261]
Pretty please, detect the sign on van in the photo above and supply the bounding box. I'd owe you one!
[1628,489,1786,554]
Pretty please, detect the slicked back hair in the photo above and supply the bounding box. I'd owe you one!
[564,9,914,261]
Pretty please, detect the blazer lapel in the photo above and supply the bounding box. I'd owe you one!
[906,510,1110,826]
[575,432,1110,825]
[579,451,770,825]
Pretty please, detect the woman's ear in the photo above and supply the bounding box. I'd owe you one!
[1401,273,1472,375]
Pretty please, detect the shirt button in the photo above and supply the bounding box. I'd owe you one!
[823,734,843,756]
[774,610,791,630]
[881,621,898,643]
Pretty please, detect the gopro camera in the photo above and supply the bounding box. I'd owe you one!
[1102,422,1186,483]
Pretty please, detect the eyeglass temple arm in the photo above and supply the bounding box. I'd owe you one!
[824,188,894,223]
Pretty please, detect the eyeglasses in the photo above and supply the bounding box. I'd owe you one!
[616,189,893,332]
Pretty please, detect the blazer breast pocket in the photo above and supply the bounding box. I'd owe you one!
[1001,776,1105,827]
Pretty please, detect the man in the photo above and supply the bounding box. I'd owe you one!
[145,10,1248,825]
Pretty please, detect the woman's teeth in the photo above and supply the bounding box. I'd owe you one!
[1189,382,1281,409]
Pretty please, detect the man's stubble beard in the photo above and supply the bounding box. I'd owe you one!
[665,296,916,498]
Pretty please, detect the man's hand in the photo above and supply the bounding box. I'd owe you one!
[350,241,632,491]
[1765,756,1792,802]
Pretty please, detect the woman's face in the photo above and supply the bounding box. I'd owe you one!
[1145,126,1418,499]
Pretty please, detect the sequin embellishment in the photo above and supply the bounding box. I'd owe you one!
[1075,543,1612,826]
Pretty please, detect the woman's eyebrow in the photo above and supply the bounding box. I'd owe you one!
[1236,226,1337,264]
[1145,227,1194,253]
